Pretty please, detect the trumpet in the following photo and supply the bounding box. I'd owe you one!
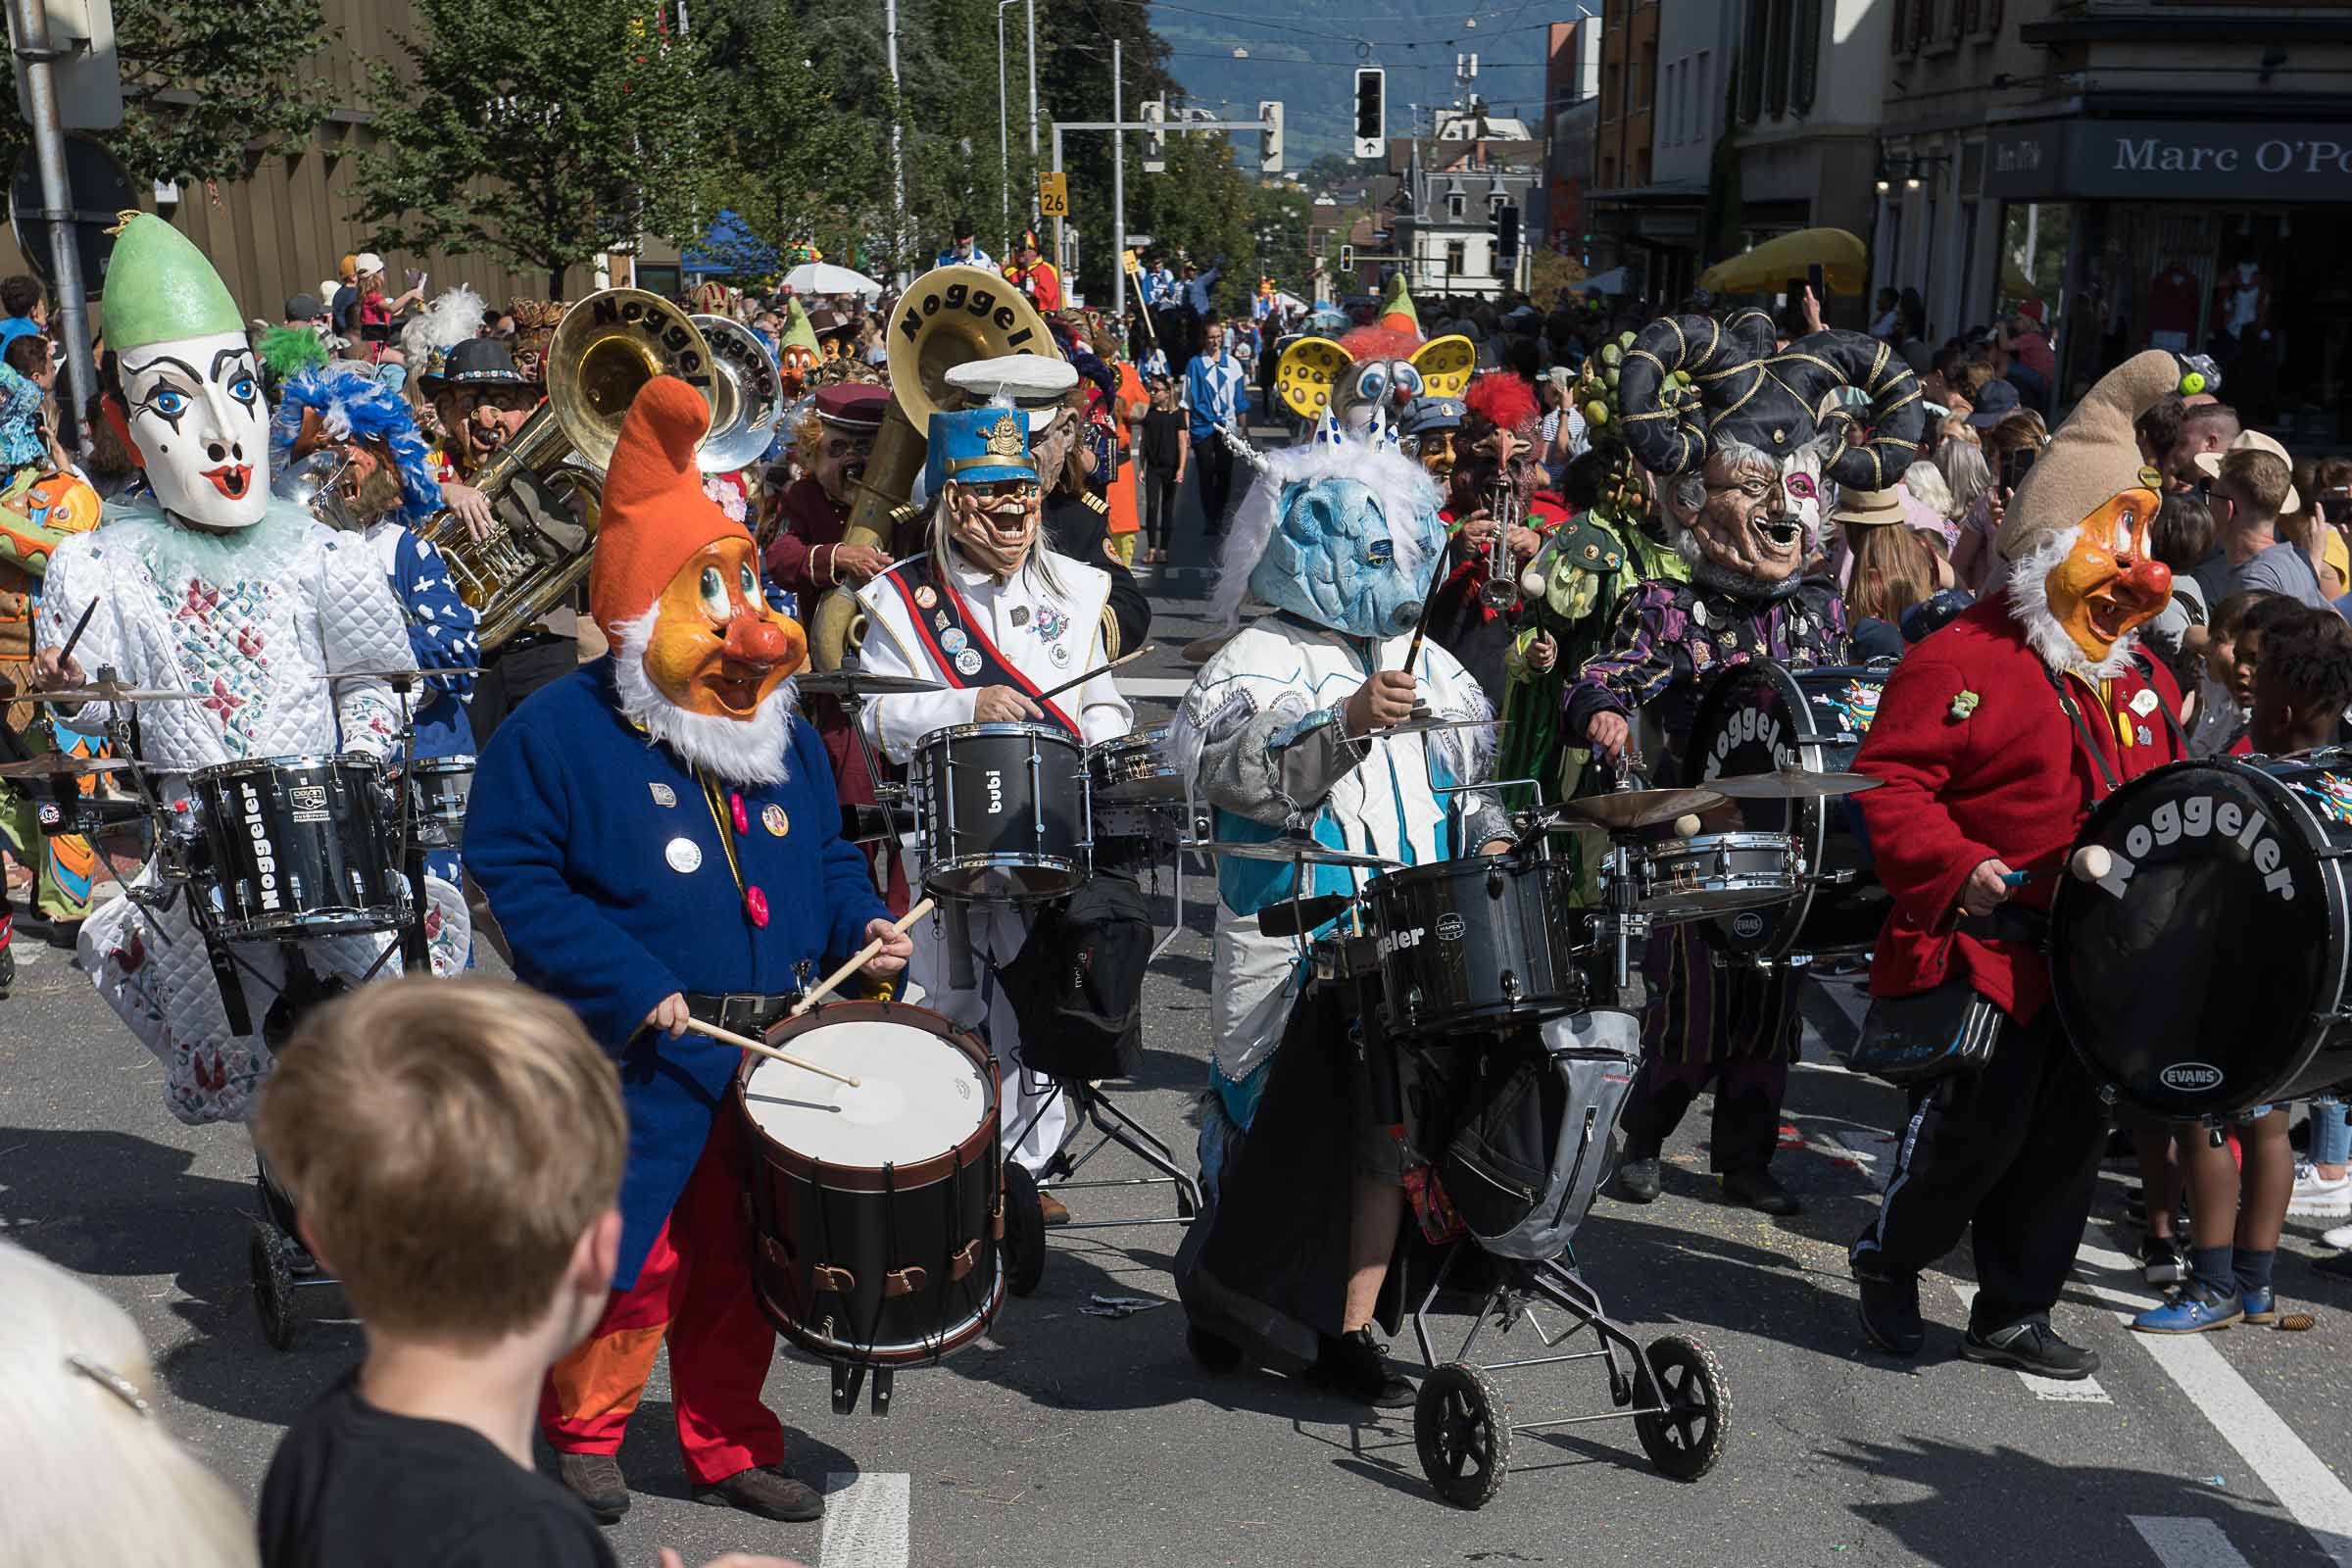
[1479,474,1523,610]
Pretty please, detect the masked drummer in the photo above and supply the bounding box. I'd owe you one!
[852,402,1132,1206]
[271,366,480,970]
[1848,354,2188,1381]
[466,375,909,1526]
[30,217,465,1127]
[1170,408,1512,1411]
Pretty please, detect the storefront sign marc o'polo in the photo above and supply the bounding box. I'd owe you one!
[1984,121,2352,201]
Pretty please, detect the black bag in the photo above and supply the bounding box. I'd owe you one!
[1000,869,1152,1082]
[1848,980,2005,1086]
[1437,1011,1642,1258]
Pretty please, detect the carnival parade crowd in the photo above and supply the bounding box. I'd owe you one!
[12,206,2352,1568]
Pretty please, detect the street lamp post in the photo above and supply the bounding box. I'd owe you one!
[998,0,1019,253]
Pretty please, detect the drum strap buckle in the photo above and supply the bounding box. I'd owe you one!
[813,1264,857,1295]
[951,1240,980,1281]
[884,1265,928,1298]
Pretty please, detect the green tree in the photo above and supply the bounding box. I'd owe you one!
[352,0,718,295]
[1,0,330,186]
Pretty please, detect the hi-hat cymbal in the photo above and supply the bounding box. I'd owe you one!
[0,754,135,780]
[1182,834,1397,870]
[38,679,205,704]
[1556,785,1728,831]
[797,669,947,698]
[320,666,484,681]
[1709,767,1884,802]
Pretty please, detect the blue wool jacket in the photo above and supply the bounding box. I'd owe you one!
[466,660,888,1286]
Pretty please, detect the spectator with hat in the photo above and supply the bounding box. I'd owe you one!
[1004,228,1063,314]
[935,215,997,271]
[2198,431,2332,611]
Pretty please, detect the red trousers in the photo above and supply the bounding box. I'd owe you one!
[538,1112,782,1485]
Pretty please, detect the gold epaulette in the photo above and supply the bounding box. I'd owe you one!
[1083,490,1109,515]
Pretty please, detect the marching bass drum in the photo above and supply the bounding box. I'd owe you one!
[2051,754,2352,1118]
[1684,660,1888,960]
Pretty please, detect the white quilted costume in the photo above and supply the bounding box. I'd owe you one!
[37,496,467,1123]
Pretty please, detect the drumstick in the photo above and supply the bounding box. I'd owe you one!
[1030,644,1153,708]
[55,599,97,670]
[679,1015,862,1088]
[789,897,937,1017]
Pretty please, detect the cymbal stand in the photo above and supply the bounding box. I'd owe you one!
[1601,748,1651,999]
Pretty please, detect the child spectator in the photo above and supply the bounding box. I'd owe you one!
[251,977,798,1568]
[2188,589,2278,757]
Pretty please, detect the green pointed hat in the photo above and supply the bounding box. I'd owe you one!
[1378,272,1422,337]
[103,213,244,351]
[778,297,819,358]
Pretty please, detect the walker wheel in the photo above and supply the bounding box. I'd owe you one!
[250,1224,299,1351]
[1185,1323,1245,1373]
[1003,1162,1047,1298]
[1635,1334,1728,1481]
[1414,1361,1511,1508]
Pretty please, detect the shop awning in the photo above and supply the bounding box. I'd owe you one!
[1696,227,1868,297]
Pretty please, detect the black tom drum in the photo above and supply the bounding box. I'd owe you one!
[1362,855,1592,1038]
[187,754,408,942]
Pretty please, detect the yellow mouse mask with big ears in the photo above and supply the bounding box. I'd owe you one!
[1275,330,1476,432]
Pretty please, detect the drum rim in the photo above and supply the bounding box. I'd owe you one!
[190,752,384,785]
[764,1254,1007,1366]
[921,852,1087,900]
[213,906,408,940]
[396,756,478,779]
[1642,829,1802,858]
[2052,755,2352,1114]
[924,720,1087,751]
[735,999,1003,1193]
[1365,850,1581,897]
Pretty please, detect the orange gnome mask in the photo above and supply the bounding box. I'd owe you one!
[591,375,806,724]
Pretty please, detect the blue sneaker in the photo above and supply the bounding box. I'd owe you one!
[2132,1280,2244,1335]
[2242,1286,2278,1325]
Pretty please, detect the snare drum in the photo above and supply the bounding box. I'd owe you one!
[738,1002,1004,1368]
[1087,726,1183,803]
[1630,831,1800,921]
[188,754,408,942]
[913,721,1091,901]
[397,756,476,851]
[1685,661,1887,957]
[1363,855,1593,1036]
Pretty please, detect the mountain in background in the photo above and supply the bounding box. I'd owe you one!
[1151,0,1558,172]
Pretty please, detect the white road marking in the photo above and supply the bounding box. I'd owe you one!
[2130,1516,2255,1568]
[819,1471,911,1568]
[1120,675,1194,701]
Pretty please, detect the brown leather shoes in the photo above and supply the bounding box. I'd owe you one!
[1038,1191,1072,1226]
[556,1451,629,1523]
[695,1464,824,1522]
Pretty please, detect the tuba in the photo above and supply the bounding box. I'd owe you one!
[806,265,1057,670]
[691,313,785,474]
[414,287,716,651]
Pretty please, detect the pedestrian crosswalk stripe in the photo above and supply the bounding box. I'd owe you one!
[2130,1515,2255,1568]
[820,1471,910,1568]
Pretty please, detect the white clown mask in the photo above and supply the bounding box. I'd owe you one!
[121,330,270,529]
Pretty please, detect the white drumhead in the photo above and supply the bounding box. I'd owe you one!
[743,1018,989,1168]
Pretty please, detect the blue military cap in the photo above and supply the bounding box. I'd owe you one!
[924,406,1036,496]
[1396,396,1465,438]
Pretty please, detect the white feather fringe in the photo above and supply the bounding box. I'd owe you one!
[1208,436,1445,629]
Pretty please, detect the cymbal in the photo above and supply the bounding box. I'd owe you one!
[38,680,205,704]
[797,669,947,698]
[320,666,484,681]
[1555,785,1728,831]
[1708,767,1884,802]
[1182,834,1397,870]
[0,754,135,780]
[1367,713,1506,740]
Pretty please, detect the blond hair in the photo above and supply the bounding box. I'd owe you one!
[0,1242,257,1568]
[253,977,626,1348]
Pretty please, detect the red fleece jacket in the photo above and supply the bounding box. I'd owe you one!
[1852,597,2184,1020]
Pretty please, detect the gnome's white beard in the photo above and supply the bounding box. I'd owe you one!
[2005,525,2144,682]
[611,612,796,787]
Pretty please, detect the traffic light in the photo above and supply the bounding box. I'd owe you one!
[1340,243,1354,273]
[1142,98,1165,173]
[1494,203,1521,262]
[1259,100,1284,174]
[1353,68,1385,159]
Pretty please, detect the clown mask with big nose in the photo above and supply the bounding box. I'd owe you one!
[122,332,270,529]
[947,475,1042,580]
[2011,488,2173,676]
[1680,443,1822,594]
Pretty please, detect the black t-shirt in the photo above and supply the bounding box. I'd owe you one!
[258,1372,617,1568]
[1141,407,1185,471]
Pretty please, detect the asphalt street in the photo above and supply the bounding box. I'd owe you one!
[10,430,2352,1568]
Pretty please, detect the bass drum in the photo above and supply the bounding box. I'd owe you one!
[1684,661,1888,960]
[2052,755,2352,1118]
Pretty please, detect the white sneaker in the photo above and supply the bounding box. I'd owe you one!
[2324,1219,2352,1250]
[2288,1161,2352,1217]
